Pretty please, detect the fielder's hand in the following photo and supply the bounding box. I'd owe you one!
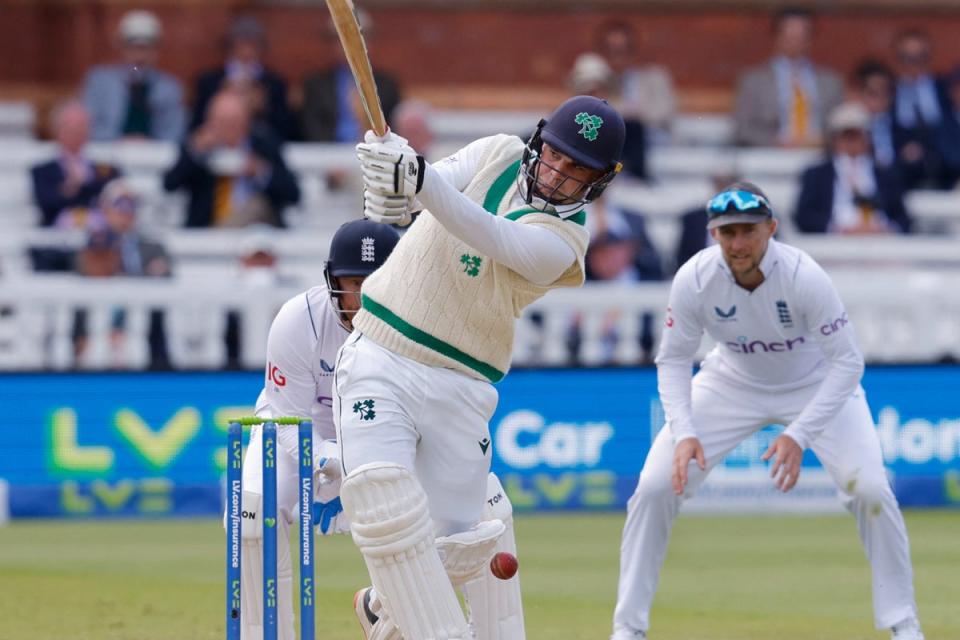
[672,437,706,495]
[356,142,426,197]
[762,433,803,492]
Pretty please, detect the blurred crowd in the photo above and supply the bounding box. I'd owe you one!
[10,6,960,368]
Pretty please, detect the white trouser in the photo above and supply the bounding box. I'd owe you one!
[334,332,498,537]
[613,368,917,634]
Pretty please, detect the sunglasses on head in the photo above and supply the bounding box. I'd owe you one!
[706,190,772,215]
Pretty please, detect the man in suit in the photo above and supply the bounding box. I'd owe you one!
[938,65,960,188]
[794,102,911,234]
[301,8,400,142]
[163,89,300,228]
[190,16,294,141]
[853,59,900,170]
[733,7,844,147]
[30,101,121,227]
[82,10,185,142]
[891,29,953,189]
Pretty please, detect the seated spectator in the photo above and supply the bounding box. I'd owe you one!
[852,59,899,170]
[163,89,300,228]
[72,179,171,368]
[82,10,184,142]
[794,102,911,234]
[569,194,663,363]
[31,100,121,227]
[938,65,960,187]
[596,20,676,142]
[301,8,401,142]
[567,52,647,180]
[733,7,843,147]
[674,167,739,270]
[890,29,953,189]
[190,16,294,141]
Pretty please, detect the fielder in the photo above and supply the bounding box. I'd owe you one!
[610,183,923,640]
[235,219,399,640]
[335,95,626,640]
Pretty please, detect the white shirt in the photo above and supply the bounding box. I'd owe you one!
[417,136,578,286]
[254,283,350,441]
[831,154,884,232]
[656,239,865,450]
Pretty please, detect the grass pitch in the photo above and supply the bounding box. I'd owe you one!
[0,511,957,640]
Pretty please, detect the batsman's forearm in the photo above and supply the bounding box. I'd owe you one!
[417,163,575,285]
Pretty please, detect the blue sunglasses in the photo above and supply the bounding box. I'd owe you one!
[706,190,772,216]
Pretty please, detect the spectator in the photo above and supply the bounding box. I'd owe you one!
[938,65,960,186]
[570,193,663,363]
[852,59,899,170]
[391,100,435,159]
[190,16,294,141]
[301,7,401,142]
[596,20,676,142]
[163,89,300,228]
[31,100,121,227]
[82,10,185,142]
[567,52,647,180]
[891,29,953,189]
[73,179,171,369]
[674,167,739,270]
[794,102,911,234]
[733,7,844,147]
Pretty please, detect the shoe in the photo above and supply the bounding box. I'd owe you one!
[354,587,379,639]
[611,627,647,640]
[891,616,924,640]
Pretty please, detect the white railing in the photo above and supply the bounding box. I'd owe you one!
[2,269,958,371]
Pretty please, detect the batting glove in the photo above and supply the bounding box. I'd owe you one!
[363,128,410,150]
[356,142,426,197]
[363,189,415,226]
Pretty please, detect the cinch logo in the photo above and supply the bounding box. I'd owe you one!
[267,362,286,387]
[725,335,806,353]
[820,312,849,336]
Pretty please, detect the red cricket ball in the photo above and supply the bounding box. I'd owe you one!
[489,551,519,580]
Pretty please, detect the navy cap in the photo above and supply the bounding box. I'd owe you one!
[540,95,625,171]
[327,219,400,277]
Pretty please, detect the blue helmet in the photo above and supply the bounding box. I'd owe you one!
[520,95,625,215]
[324,219,400,326]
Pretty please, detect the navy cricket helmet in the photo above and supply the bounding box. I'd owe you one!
[520,95,625,215]
[324,219,400,326]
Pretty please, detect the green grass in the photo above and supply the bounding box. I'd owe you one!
[0,512,957,639]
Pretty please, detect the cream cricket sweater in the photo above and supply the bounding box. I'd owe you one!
[354,134,589,382]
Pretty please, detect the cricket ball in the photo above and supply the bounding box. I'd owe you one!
[490,551,519,580]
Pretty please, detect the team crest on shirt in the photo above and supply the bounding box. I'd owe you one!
[714,305,737,322]
[459,253,483,277]
[352,399,376,421]
[776,300,794,328]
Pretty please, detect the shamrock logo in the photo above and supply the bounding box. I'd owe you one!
[460,253,482,277]
[574,112,604,141]
[352,399,376,421]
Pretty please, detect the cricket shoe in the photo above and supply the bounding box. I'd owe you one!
[611,627,647,640]
[354,587,379,638]
[891,616,924,640]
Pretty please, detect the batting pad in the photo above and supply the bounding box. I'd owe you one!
[436,519,506,585]
[463,473,526,640]
[341,462,469,640]
[241,515,295,640]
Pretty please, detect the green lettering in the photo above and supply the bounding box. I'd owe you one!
[138,478,173,513]
[581,471,616,507]
[90,480,135,511]
[212,407,255,472]
[61,481,94,514]
[47,408,114,476]
[534,473,576,505]
[503,474,537,510]
[114,408,201,470]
